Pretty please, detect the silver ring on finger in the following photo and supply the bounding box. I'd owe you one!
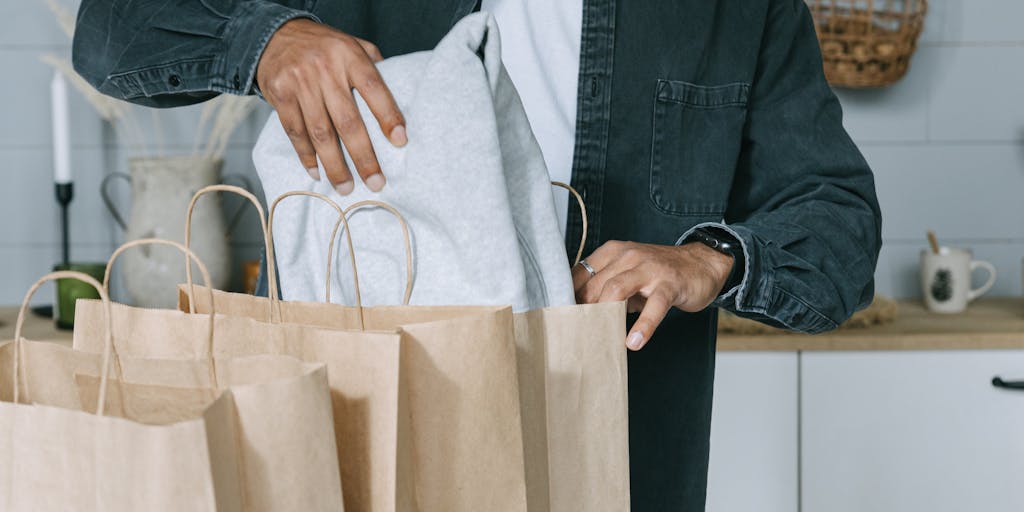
[578,259,597,278]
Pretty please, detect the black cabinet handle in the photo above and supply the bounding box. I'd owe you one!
[992,377,1024,390]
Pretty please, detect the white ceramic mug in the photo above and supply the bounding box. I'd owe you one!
[920,247,997,314]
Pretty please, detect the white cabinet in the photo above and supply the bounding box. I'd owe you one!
[706,352,799,512]
[801,351,1024,512]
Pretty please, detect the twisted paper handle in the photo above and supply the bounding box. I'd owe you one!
[328,200,415,306]
[105,238,218,388]
[13,271,114,415]
[268,190,368,329]
[551,181,588,266]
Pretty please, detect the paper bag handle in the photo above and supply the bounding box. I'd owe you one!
[268,191,365,327]
[13,271,115,416]
[551,181,588,266]
[334,200,415,306]
[184,184,274,314]
[104,239,219,388]
[186,185,350,323]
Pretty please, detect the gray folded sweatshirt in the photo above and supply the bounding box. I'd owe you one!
[253,12,575,311]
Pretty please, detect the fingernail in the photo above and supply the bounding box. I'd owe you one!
[334,180,354,196]
[306,167,320,181]
[365,173,386,192]
[389,125,407,147]
[626,331,645,351]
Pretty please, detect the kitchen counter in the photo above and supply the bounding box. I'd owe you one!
[0,307,73,346]
[718,297,1024,351]
[2,298,1023,352]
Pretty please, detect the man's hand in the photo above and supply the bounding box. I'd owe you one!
[256,18,406,195]
[572,241,734,351]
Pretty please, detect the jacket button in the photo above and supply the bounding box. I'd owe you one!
[167,74,182,87]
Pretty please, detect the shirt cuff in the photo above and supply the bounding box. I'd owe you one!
[676,222,750,306]
[223,1,321,97]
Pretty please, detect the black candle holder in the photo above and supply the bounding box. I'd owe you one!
[55,182,73,266]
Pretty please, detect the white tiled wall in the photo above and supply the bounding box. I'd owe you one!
[0,0,268,305]
[836,0,1024,298]
[0,0,1021,305]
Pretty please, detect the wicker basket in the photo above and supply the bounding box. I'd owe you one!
[807,0,928,88]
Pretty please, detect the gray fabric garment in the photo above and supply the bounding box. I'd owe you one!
[253,12,575,311]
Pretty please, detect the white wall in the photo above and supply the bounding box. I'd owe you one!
[0,0,268,305]
[836,0,1024,299]
[0,0,1021,305]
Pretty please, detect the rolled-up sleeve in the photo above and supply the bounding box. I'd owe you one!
[696,0,883,334]
[73,0,319,107]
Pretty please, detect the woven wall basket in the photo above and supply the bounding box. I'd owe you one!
[807,0,928,88]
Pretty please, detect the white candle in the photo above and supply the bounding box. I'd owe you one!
[51,72,71,184]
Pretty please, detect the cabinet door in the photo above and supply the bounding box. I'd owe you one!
[802,351,1024,512]
[707,352,799,512]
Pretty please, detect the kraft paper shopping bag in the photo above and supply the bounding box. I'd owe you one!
[2,266,341,512]
[177,187,530,512]
[76,192,415,512]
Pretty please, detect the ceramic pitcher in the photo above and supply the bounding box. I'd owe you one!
[102,156,249,308]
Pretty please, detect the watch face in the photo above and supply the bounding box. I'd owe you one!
[694,229,737,257]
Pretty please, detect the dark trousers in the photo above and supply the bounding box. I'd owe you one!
[628,308,717,511]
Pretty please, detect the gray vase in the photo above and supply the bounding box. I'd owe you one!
[102,156,236,308]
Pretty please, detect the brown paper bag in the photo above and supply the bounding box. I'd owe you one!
[183,278,632,512]
[513,302,631,512]
[175,188,530,512]
[181,285,528,512]
[72,234,412,512]
[1,269,342,512]
[512,185,631,511]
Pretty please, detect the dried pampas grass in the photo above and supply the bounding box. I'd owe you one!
[195,95,259,160]
[41,0,260,159]
[43,0,75,38]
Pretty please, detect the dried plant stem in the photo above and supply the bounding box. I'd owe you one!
[43,0,259,161]
[192,95,222,154]
[151,108,164,157]
[40,54,126,122]
[199,95,256,160]
[43,0,75,38]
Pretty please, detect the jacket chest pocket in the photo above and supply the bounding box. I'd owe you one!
[650,79,749,217]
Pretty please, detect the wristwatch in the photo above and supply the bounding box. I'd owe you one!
[683,227,745,297]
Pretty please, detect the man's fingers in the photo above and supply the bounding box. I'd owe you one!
[571,262,593,291]
[354,37,384,62]
[573,240,632,293]
[577,257,636,304]
[296,88,354,194]
[257,21,399,188]
[350,61,406,147]
[597,268,647,304]
[276,102,321,180]
[626,295,646,314]
[583,241,627,273]
[627,292,672,351]
[324,84,386,191]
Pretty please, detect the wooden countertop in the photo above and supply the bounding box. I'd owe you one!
[3,298,1023,352]
[0,307,73,346]
[718,298,1024,351]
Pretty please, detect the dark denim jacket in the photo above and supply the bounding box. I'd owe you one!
[73,0,881,334]
[73,1,881,509]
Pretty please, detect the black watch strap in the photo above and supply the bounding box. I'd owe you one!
[685,228,745,297]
